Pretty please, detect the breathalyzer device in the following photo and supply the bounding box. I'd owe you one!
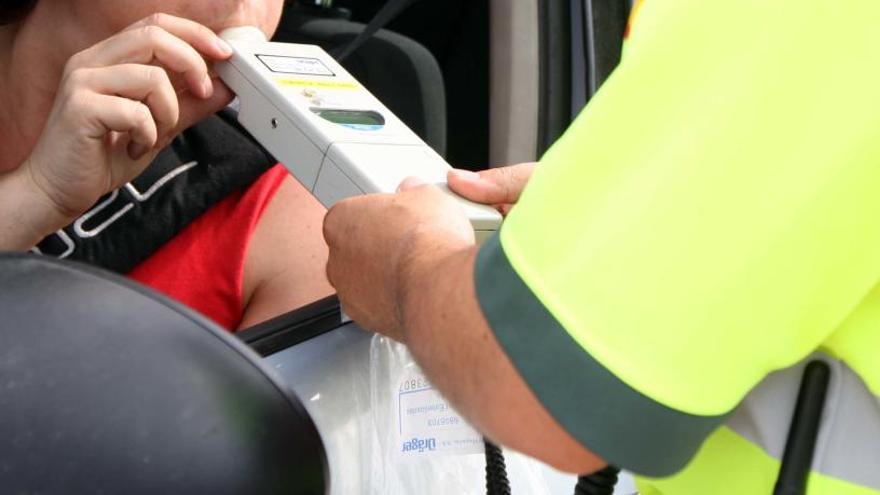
[216,27,501,242]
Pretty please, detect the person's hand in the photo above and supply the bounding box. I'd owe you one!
[22,14,234,220]
[324,179,475,340]
[447,162,536,216]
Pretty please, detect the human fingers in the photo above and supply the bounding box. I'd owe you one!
[447,162,537,206]
[68,20,228,100]
[82,94,159,160]
[124,13,233,61]
[323,196,364,252]
[66,64,179,144]
[174,76,234,134]
[397,176,427,192]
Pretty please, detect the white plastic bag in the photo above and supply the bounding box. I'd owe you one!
[364,335,552,494]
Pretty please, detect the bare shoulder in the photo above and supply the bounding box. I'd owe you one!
[239,175,334,329]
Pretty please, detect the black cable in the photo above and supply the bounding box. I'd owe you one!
[773,361,831,495]
[575,465,620,495]
[484,440,511,495]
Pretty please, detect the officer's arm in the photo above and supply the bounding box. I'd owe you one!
[397,242,605,474]
[329,1,880,481]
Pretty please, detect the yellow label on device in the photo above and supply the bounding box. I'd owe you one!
[274,78,360,90]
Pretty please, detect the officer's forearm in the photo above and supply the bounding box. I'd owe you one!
[397,240,605,474]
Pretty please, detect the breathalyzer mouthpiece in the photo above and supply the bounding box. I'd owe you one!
[219,26,267,43]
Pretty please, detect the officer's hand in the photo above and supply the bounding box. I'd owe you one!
[447,162,536,217]
[22,14,233,221]
[324,179,474,340]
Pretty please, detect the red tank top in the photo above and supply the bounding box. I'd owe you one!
[128,165,288,331]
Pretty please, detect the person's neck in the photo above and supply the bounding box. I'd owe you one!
[0,4,92,172]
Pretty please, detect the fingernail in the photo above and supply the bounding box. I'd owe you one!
[215,38,233,56]
[397,177,426,192]
[450,169,482,182]
[202,74,213,97]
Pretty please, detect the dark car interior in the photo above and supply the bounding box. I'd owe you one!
[277,0,491,169]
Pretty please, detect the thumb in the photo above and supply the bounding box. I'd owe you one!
[447,162,536,205]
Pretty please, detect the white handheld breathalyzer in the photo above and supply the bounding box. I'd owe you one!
[216,27,501,242]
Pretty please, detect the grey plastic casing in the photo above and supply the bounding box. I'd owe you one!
[216,27,500,242]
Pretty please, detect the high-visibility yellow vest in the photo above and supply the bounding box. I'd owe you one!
[474,1,880,493]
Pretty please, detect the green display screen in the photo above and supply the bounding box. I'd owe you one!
[311,108,386,127]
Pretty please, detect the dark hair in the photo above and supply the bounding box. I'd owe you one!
[0,0,37,25]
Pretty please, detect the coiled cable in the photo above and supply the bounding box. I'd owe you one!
[484,440,511,495]
[575,465,621,495]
